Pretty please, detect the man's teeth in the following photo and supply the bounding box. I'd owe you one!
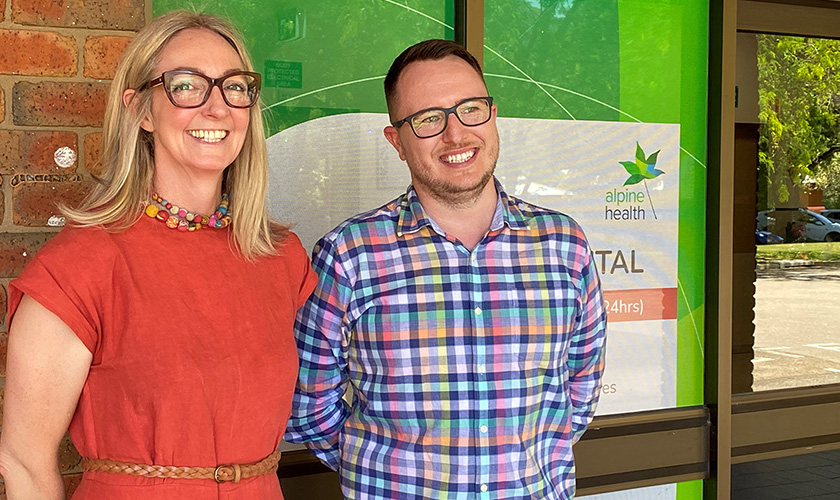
[443,150,475,164]
[188,130,228,142]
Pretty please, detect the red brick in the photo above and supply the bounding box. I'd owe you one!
[13,178,92,226]
[0,331,6,376]
[1,85,5,124]
[59,433,81,472]
[0,130,20,173]
[0,179,4,226]
[0,283,7,332]
[1,0,5,22]
[83,132,103,177]
[84,35,132,80]
[0,130,78,175]
[0,232,54,278]
[12,0,144,30]
[13,81,108,127]
[0,29,77,77]
[63,473,82,498]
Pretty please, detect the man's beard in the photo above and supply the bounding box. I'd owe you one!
[416,164,496,208]
[410,137,499,209]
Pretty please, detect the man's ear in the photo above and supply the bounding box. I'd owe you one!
[123,89,154,133]
[383,125,406,161]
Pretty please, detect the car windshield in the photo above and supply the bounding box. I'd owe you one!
[812,212,834,225]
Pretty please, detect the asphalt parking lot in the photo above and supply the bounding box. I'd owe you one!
[753,265,840,391]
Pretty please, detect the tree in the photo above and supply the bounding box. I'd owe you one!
[757,35,840,207]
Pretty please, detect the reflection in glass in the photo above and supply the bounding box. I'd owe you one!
[749,34,840,391]
[732,449,840,498]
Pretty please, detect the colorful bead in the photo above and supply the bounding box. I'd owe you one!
[148,190,231,232]
[145,204,159,218]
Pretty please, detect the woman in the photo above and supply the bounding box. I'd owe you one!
[0,11,315,500]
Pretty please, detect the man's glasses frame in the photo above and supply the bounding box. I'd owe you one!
[391,96,494,139]
[138,70,262,109]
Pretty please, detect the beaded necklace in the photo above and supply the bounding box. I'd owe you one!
[144,190,231,231]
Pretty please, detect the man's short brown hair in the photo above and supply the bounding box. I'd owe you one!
[384,39,485,120]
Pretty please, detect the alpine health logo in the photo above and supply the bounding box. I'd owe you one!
[605,142,665,221]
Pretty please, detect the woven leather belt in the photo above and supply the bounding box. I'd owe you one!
[80,449,282,484]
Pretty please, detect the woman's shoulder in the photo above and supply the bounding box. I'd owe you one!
[36,224,118,258]
[268,224,307,257]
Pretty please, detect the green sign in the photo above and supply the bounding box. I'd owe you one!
[264,60,303,89]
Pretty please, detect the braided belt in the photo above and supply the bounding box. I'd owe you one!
[80,449,282,484]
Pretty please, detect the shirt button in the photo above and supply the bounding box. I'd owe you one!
[480,425,489,434]
[474,307,482,315]
[477,364,486,374]
[480,484,489,493]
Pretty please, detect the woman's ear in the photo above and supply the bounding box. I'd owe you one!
[122,88,136,108]
[123,89,154,133]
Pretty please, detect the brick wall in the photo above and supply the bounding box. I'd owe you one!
[0,0,148,496]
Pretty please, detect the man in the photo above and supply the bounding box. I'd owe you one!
[285,39,606,500]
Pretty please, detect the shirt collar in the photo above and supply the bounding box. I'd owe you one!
[397,177,531,237]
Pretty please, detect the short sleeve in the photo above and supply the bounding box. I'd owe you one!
[7,228,112,358]
[282,231,317,308]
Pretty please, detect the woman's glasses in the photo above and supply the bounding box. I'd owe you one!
[139,70,261,109]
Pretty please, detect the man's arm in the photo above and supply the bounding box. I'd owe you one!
[568,247,607,443]
[284,238,354,469]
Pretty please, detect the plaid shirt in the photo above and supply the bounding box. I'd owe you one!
[285,179,606,500]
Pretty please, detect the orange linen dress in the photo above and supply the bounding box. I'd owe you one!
[8,216,316,500]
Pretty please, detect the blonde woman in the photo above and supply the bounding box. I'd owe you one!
[0,11,315,500]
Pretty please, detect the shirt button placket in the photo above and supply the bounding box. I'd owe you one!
[471,248,491,497]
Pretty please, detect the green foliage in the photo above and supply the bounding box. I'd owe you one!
[756,242,840,262]
[484,0,620,121]
[757,35,840,206]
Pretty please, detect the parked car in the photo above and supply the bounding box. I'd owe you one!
[756,230,784,245]
[820,209,840,223]
[756,208,840,242]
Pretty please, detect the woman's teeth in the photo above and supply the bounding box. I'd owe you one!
[188,130,228,143]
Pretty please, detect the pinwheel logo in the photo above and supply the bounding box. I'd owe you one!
[619,143,664,219]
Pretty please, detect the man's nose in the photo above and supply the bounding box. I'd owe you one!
[441,111,466,141]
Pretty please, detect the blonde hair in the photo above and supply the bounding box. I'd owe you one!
[64,10,286,259]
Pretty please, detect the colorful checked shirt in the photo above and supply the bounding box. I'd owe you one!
[285,179,606,500]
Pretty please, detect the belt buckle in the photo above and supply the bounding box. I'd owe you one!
[214,464,232,483]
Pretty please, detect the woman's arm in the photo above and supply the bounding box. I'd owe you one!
[0,295,92,500]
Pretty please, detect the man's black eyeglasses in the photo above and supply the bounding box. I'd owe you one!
[138,70,261,109]
[391,96,494,138]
